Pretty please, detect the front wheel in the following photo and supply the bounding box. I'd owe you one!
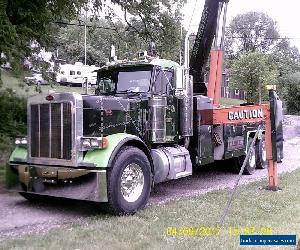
[107,146,151,215]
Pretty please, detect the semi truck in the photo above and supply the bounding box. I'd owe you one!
[6,0,283,215]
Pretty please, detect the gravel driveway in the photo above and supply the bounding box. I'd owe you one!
[0,115,299,241]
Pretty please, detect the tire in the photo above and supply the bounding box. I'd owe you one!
[233,137,257,175]
[107,146,151,215]
[256,135,267,169]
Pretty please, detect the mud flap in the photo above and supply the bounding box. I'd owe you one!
[269,90,284,162]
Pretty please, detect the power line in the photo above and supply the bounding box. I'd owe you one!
[225,36,300,40]
[54,21,117,31]
[189,33,300,40]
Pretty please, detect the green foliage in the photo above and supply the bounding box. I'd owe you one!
[116,0,183,61]
[56,20,142,65]
[0,0,92,70]
[230,52,278,103]
[283,72,300,115]
[56,0,183,64]
[0,89,26,138]
[0,88,26,165]
[0,133,13,165]
[1,0,184,74]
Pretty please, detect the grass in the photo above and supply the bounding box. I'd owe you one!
[220,97,244,107]
[1,69,94,97]
[0,169,299,250]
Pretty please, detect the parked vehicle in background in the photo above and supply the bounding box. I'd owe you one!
[24,73,48,85]
[83,70,98,87]
[57,62,99,87]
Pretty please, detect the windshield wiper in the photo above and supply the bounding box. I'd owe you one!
[117,90,141,94]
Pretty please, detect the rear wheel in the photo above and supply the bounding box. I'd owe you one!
[256,135,267,169]
[107,146,151,215]
[233,137,257,175]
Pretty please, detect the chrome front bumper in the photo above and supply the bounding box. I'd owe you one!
[6,164,108,202]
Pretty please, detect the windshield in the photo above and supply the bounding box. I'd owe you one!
[117,71,151,92]
[96,66,152,95]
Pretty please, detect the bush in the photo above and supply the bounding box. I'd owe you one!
[0,89,26,138]
[284,73,300,115]
[0,134,14,165]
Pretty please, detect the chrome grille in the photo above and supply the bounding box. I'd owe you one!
[30,102,72,160]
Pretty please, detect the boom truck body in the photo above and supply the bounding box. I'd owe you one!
[6,0,283,214]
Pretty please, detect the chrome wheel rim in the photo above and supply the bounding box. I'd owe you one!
[120,163,144,203]
[249,147,256,168]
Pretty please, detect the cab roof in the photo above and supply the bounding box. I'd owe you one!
[95,59,180,73]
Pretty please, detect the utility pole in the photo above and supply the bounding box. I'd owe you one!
[84,10,87,65]
[180,24,183,66]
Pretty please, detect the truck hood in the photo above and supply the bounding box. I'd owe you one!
[82,95,146,137]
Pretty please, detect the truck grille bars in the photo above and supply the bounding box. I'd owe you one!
[30,103,72,160]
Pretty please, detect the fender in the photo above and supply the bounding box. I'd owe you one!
[7,146,27,187]
[83,133,152,169]
[9,146,27,162]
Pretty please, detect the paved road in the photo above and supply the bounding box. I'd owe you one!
[0,116,299,241]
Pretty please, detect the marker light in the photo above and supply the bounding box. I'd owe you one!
[46,95,54,101]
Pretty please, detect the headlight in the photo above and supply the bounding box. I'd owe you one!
[80,137,108,151]
[82,139,91,148]
[15,137,27,146]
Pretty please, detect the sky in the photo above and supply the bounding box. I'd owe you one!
[183,0,300,49]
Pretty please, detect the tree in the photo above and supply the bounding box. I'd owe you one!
[55,0,184,65]
[55,19,149,65]
[224,11,300,107]
[0,0,90,64]
[0,0,94,86]
[225,12,280,60]
[267,39,300,97]
[0,0,184,77]
[96,0,184,62]
[230,52,278,103]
